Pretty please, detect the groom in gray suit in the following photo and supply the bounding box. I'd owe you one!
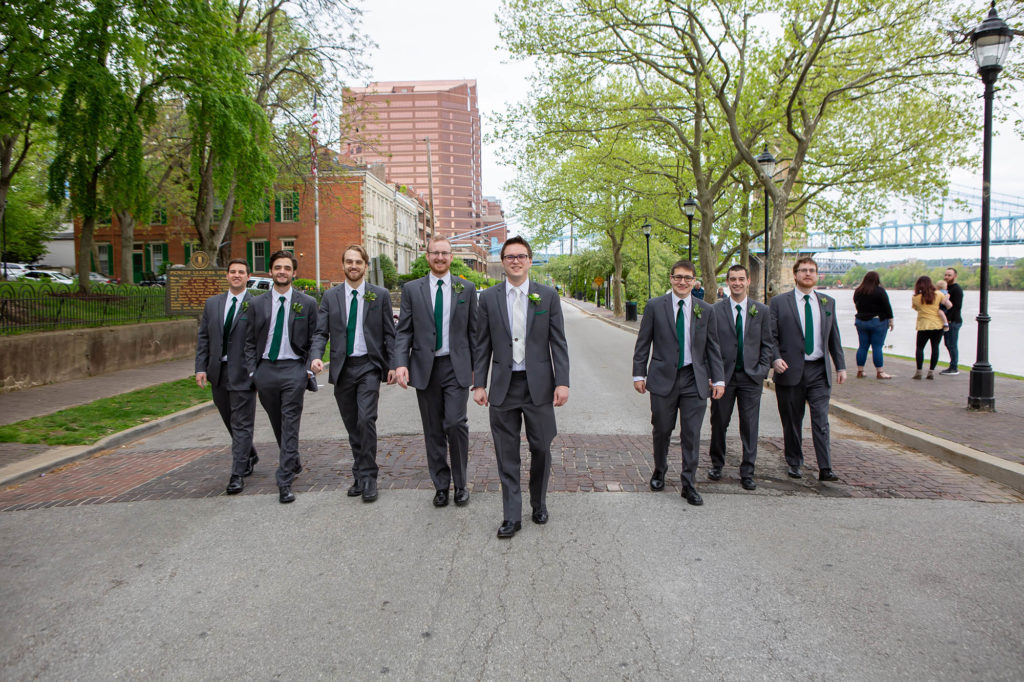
[310,244,396,503]
[395,236,477,508]
[708,264,773,490]
[474,236,569,538]
[195,258,259,495]
[244,250,318,504]
[633,259,724,506]
[769,257,846,482]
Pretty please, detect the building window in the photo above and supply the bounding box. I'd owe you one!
[273,192,300,222]
[150,243,165,273]
[252,241,267,273]
[151,206,167,225]
[281,238,295,254]
[96,244,111,275]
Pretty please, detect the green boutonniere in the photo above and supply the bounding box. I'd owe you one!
[528,292,542,305]
[820,299,831,316]
[291,302,303,314]
[363,291,377,302]
[452,281,465,293]
[749,306,758,317]
[241,301,250,312]
[694,305,703,319]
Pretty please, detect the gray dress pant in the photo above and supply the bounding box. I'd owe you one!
[416,355,469,492]
[709,372,762,478]
[335,356,382,482]
[489,372,556,523]
[211,365,257,477]
[254,359,306,487]
[775,359,832,471]
[650,365,706,488]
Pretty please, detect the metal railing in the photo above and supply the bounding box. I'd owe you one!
[0,282,169,335]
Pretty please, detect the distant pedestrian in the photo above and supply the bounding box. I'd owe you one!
[940,267,964,375]
[693,280,705,300]
[911,275,951,380]
[852,271,894,380]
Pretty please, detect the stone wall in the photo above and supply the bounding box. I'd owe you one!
[0,319,197,392]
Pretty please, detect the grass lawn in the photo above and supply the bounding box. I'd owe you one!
[0,377,211,446]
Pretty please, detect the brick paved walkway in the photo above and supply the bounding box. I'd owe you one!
[2,431,1019,511]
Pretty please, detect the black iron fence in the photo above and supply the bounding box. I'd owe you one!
[0,282,170,335]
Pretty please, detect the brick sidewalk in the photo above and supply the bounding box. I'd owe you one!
[1,431,1019,511]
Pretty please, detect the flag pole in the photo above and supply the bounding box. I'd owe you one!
[311,93,321,289]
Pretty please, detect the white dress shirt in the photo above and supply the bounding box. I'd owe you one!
[429,272,452,356]
[345,281,368,357]
[794,288,824,361]
[262,287,300,361]
[221,293,241,361]
[506,281,529,371]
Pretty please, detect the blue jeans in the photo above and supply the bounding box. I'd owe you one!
[944,321,962,370]
[855,317,889,368]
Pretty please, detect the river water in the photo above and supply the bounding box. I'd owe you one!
[825,288,1022,376]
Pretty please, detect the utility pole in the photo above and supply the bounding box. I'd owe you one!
[424,137,436,243]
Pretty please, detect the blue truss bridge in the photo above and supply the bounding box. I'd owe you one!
[806,186,1024,251]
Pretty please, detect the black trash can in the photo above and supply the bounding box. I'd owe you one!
[625,301,638,321]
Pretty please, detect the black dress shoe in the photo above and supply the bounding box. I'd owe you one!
[433,489,449,507]
[708,467,722,481]
[496,520,522,538]
[818,469,839,482]
[453,488,469,506]
[741,477,757,491]
[681,485,704,506]
[226,475,244,495]
[242,452,259,477]
[362,478,378,503]
[531,509,548,525]
[649,470,665,491]
[787,466,803,479]
[347,481,364,497]
[279,486,295,504]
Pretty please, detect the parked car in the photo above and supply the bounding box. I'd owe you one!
[246,277,274,293]
[138,273,166,287]
[19,270,75,285]
[2,263,29,281]
[88,272,113,284]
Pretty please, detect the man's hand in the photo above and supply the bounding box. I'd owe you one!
[711,384,725,400]
[473,387,488,406]
[772,359,788,374]
[195,372,207,388]
[836,369,847,385]
[633,380,646,394]
[395,366,409,389]
[386,369,397,385]
[553,385,569,407]
[310,359,324,374]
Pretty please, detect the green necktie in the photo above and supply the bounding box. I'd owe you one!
[269,296,285,361]
[803,294,814,356]
[735,304,744,371]
[434,280,444,351]
[676,300,686,368]
[222,296,237,358]
[346,289,358,355]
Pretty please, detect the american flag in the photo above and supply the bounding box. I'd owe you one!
[310,91,319,177]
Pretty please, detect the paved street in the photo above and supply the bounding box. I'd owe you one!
[2,303,1023,679]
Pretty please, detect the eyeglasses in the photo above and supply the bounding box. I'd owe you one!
[795,268,818,275]
[670,275,695,282]
[502,254,531,262]
[427,250,452,257]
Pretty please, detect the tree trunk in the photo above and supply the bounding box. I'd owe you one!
[77,215,95,291]
[612,240,624,316]
[117,210,135,282]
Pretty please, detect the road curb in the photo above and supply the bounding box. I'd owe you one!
[0,401,218,487]
[565,297,1024,493]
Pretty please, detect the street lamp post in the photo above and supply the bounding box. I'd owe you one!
[968,1,1013,412]
[642,221,652,300]
[755,145,777,302]
[683,195,697,262]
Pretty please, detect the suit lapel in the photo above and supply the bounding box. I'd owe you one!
[815,292,829,344]
[785,291,804,340]
[228,292,246,334]
[525,281,538,336]
[496,283,512,338]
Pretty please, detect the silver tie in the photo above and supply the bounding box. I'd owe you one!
[512,289,526,364]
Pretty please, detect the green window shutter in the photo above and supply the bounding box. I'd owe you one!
[162,243,168,266]
[144,245,151,273]
[184,243,191,263]
[274,197,281,222]
[292,191,300,221]
[247,241,254,272]
[106,245,113,274]
[264,241,271,262]
[90,252,96,271]
[161,208,167,224]
[263,198,271,223]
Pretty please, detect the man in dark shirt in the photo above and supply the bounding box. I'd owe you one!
[940,267,964,375]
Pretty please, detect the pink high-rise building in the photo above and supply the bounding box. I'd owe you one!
[344,80,484,246]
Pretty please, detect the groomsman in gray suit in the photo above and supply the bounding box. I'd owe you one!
[474,236,569,538]
[394,236,477,508]
[195,258,259,495]
[244,250,318,504]
[633,259,724,506]
[708,264,773,490]
[769,257,846,482]
[310,244,396,503]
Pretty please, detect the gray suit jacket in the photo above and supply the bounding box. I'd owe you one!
[394,275,477,389]
[196,291,255,391]
[632,294,724,400]
[712,298,774,384]
[243,289,318,373]
[769,290,845,387]
[309,282,395,384]
[473,281,570,406]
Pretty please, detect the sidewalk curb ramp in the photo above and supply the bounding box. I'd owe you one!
[564,297,1024,494]
[0,401,217,487]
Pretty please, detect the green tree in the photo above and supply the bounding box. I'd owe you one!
[378,253,398,289]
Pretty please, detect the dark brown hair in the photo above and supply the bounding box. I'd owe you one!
[501,235,532,259]
[855,270,880,297]
[670,260,696,277]
[792,257,818,274]
[269,250,297,270]
[226,258,249,275]
[914,275,936,305]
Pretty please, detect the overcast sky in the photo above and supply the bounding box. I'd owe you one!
[358,0,1024,257]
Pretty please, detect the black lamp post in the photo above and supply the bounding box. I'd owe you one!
[642,221,652,300]
[683,195,697,262]
[755,145,777,302]
[968,1,1013,412]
